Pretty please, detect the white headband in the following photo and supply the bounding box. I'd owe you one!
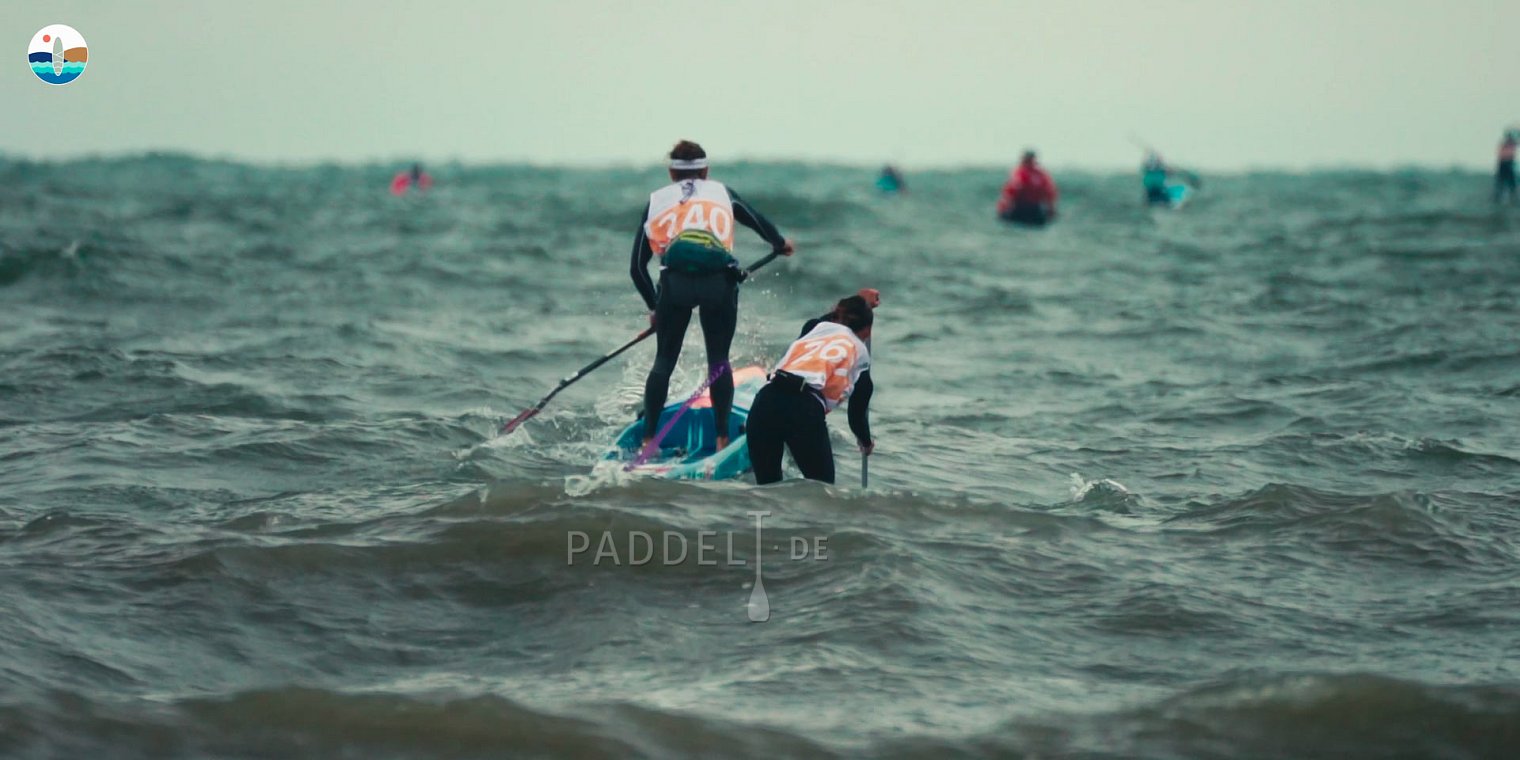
[669,158,708,170]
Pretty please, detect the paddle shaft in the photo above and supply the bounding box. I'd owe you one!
[499,250,784,435]
[499,328,652,434]
[861,453,869,489]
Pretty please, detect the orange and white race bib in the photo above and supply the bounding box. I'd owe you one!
[644,179,736,254]
[775,322,871,411]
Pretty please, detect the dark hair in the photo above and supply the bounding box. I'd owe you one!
[669,140,707,179]
[829,295,874,333]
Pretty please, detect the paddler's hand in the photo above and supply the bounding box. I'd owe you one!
[858,439,875,456]
[777,238,796,257]
[647,311,656,328]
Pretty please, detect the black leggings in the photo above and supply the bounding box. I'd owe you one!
[643,270,737,441]
[746,382,834,484]
[1497,162,1517,202]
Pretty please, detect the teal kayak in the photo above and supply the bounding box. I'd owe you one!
[1165,184,1192,209]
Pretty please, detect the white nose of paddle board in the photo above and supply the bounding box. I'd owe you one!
[52,35,64,76]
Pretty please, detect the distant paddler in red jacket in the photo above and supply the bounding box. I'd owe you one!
[996,150,1059,227]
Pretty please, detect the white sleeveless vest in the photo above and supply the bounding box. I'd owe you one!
[643,179,737,254]
[773,322,871,411]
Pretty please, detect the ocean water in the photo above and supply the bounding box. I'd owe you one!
[2,155,1519,759]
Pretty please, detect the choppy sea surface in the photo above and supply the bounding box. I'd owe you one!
[2,155,1519,759]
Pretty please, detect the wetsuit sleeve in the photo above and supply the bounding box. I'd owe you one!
[727,188,787,252]
[630,203,658,310]
[847,370,873,444]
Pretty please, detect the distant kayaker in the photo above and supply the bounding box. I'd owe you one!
[1142,152,1172,205]
[997,151,1059,226]
[876,165,907,194]
[631,140,795,452]
[1497,131,1517,204]
[748,294,875,485]
[1141,152,1201,207]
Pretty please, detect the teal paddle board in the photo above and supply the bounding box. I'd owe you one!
[603,366,767,480]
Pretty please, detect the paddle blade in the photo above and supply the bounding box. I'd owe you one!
[500,407,539,435]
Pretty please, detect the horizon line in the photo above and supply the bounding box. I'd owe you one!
[0,148,1498,176]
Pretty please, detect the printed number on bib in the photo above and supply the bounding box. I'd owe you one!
[654,202,733,242]
[782,337,858,382]
[791,337,853,367]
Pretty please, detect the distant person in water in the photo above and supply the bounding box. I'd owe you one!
[876,165,907,194]
[390,163,433,196]
[997,151,1058,226]
[631,140,795,452]
[1141,152,1201,207]
[1496,131,1517,204]
[747,294,875,485]
[1142,152,1172,205]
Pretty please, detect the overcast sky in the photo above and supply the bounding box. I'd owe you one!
[4,0,1517,170]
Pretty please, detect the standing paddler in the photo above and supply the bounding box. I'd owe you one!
[631,140,795,452]
[1496,130,1518,205]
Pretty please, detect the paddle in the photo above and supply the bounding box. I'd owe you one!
[861,452,869,489]
[498,250,784,436]
[499,328,652,435]
[1127,132,1157,155]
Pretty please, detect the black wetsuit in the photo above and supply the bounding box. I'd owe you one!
[1497,152,1517,204]
[1143,165,1170,205]
[747,319,873,485]
[631,187,786,442]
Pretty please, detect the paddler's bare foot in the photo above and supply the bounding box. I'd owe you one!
[716,436,730,450]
